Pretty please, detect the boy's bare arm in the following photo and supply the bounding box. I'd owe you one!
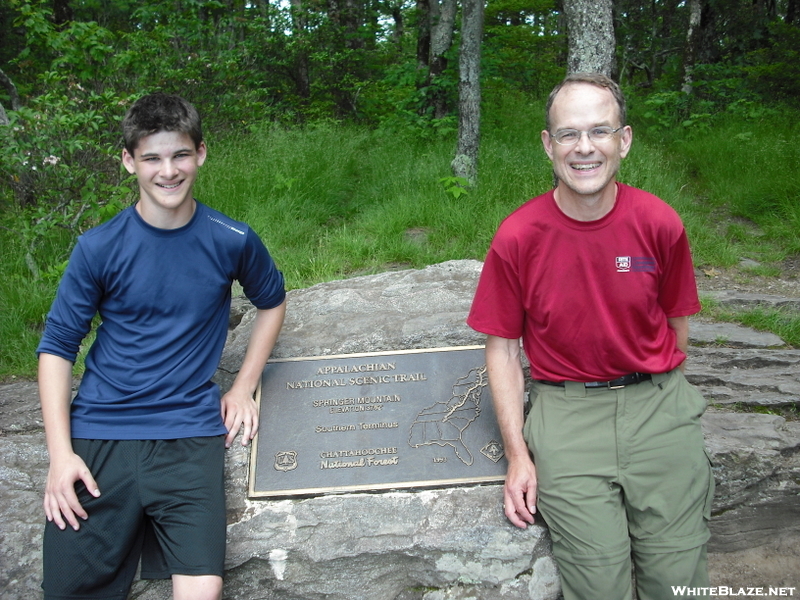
[221,300,287,448]
[39,353,100,531]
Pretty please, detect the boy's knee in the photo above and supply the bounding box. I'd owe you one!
[172,574,223,600]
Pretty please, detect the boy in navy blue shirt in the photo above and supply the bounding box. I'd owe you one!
[37,93,286,600]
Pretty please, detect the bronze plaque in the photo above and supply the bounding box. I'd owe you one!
[249,346,507,498]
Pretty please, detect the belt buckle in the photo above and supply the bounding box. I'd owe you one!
[607,376,627,389]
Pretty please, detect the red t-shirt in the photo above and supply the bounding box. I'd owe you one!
[467,184,700,381]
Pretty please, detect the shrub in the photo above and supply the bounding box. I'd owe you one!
[0,78,135,278]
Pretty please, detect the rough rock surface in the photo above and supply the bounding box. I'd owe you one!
[704,290,800,312]
[689,322,785,348]
[688,349,800,408]
[2,260,798,600]
[702,411,800,553]
[216,261,487,386]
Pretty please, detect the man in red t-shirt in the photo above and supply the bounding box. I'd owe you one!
[468,73,713,600]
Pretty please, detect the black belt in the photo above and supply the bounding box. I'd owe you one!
[536,372,652,389]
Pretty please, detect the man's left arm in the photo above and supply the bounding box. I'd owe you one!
[221,300,287,448]
[667,315,689,371]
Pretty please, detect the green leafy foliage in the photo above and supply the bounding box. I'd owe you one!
[49,20,117,83]
[368,58,461,138]
[483,0,563,95]
[439,176,471,199]
[0,82,135,278]
[744,21,800,104]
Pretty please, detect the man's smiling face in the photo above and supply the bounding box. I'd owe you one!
[542,82,632,203]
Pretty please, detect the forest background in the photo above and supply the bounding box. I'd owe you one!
[1,0,799,379]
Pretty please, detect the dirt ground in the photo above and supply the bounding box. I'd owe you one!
[707,533,800,596]
[694,257,800,296]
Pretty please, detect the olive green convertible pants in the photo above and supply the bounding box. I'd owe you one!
[524,369,715,600]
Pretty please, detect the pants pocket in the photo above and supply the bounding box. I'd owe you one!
[702,447,716,521]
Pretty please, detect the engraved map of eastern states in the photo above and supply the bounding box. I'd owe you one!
[407,365,488,465]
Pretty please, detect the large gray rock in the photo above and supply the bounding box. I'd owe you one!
[0,432,49,599]
[689,322,785,348]
[704,290,800,312]
[702,411,800,552]
[2,260,799,600]
[687,348,800,407]
[216,261,486,386]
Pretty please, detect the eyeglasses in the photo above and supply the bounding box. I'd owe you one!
[550,126,623,146]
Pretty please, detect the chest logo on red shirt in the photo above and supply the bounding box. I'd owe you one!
[616,256,657,273]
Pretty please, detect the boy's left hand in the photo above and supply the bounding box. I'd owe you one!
[220,388,260,448]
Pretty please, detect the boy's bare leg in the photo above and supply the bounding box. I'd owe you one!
[172,574,223,600]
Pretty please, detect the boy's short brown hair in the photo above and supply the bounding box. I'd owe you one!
[122,93,203,155]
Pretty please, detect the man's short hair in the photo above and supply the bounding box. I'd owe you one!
[122,93,203,154]
[545,73,627,132]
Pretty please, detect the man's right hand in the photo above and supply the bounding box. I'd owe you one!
[44,452,100,531]
[484,335,538,529]
[503,456,538,529]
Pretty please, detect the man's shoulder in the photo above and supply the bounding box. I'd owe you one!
[619,183,676,209]
[618,183,684,223]
[498,191,554,230]
[488,192,553,247]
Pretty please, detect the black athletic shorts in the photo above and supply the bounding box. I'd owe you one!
[42,436,226,600]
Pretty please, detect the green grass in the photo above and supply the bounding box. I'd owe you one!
[670,108,800,263]
[0,222,58,378]
[700,296,800,348]
[2,94,799,379]
[196,115,553,289]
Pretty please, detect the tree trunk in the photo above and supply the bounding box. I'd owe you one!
[344,0,365,50]
[698,0,720,63]
[430,0,457,71]
[452,0,484,186]
[52,0,73,25]
[416,0,432,70]
[649,0,658,82]
[681,0,702,94]
[563,0,616,77]
[389,1,405,50]
[257,0,271,21]
[429,0,457,118]
[290,0,311,99]
[327,0,367,50]
[0,68,22,111]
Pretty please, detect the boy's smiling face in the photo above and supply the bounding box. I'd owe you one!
[122,130,207,229]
